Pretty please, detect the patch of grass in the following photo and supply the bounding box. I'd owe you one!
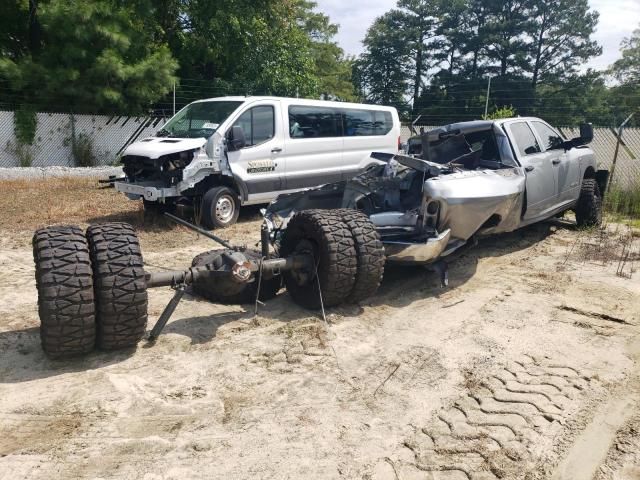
[605,181,640,220]
[0,177,264,251]
[0,177,142,232]
[5,141,34,167]
[71,133,96,167]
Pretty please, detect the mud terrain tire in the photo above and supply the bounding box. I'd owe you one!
[336,209,385,303]
[280,210,357,309]
[86,223,148,350]
[32,226,96,358]
[575,178,602,227]
[191,249,282,304]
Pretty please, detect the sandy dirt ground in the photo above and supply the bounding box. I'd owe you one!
[0,198,639,479]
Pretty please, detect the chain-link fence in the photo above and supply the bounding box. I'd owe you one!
[0,111,166,167]
[1,111,638,189]
[401,124,640,189]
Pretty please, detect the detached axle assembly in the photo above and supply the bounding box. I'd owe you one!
[32,209,386,359]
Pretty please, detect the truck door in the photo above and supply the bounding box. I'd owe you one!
[506,121,557,220]
[531,120,580,205]
[226,101,285,204]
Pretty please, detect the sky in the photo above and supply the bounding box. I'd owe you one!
[314,0,640,71]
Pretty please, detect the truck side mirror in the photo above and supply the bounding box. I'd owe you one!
[579,123,593,144]
[228,125,246,151]
[566,122,593,150]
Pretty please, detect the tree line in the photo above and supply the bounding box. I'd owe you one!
[0,0,354,115]
[354,0,640,126]
[0,0,638,127]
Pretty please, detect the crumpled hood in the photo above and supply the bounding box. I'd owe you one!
[123,137,207,159]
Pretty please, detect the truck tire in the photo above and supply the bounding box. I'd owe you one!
[575,178,602,227]
[86,223,148,350]
[201,186,240,229]
[191,249,281,304]
[336,209,385,303]
[32,226,96,358]
[280,210,357,309]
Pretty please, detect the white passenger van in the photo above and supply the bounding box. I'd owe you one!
[115,96,401,228]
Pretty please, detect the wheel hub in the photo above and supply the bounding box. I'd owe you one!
[289,239,316,286]
[215,195,235,223]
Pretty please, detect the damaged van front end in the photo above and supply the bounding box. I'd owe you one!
[115,131,229,202]
[114,99,244,204]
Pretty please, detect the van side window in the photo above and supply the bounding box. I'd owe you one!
[288,106,341,138]
[510,122,541,157]
[344,109,392,136]
[232,106,275,147]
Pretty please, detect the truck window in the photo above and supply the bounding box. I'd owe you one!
[288,106,341,138]
[510,122,541,157]
[344,109,393,136]
[232,106,275,147]
[531,121,564,150]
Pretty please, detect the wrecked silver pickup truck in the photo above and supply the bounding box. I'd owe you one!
[265,118,608,281]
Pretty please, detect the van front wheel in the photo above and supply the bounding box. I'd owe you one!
[201,186,240,229]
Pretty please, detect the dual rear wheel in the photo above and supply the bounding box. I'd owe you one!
[33,223,148,358]
[188,209,386,309]
[279,209,385,309]
[32,210,385,358]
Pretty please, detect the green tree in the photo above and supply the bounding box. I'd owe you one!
[610,25,640,85]
[482,0,531,77]
[177,0,318,98]
[527,0,601,89]
[354,12,412,115]
[295,0,356,100]
[396,0,442,107]
[609,26,640,126]
[0,0,178,114]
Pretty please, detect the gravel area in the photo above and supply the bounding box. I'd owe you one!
[0,166,123,180]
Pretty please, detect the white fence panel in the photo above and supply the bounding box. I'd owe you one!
[0,111,166,167]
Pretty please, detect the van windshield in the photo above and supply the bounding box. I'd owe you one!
[157,101,242,138]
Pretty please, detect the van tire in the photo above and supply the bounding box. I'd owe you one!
[280,210,357,309]
[86,223,148,350]
[575,178,602,227]
[32,226,96,358]
[201,186,240,229]
[191,249,281,304]
[337,209,385,303]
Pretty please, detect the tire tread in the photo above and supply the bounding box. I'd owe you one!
[32,225,96,358]
[86,223,148,350]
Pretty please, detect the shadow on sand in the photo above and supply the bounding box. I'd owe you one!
[0,219,571,383]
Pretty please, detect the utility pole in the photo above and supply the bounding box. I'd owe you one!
[484,76,492,119]
[172,82,176,116]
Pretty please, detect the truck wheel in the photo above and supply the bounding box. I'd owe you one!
[190,249,281,304]
[86,223,148,350]
[201,186,240,229]
[32,226,96,358]
[337,209,385,303]
[280,210,357,309]
[575,178,602,227]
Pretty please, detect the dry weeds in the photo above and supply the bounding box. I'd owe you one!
[0,177,264,250]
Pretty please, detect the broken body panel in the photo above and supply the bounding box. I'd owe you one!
[265,118,596,265]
